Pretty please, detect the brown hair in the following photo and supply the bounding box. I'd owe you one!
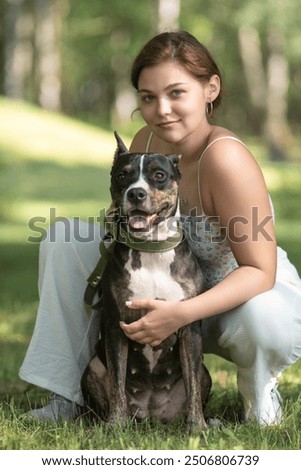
[131,31,223,111]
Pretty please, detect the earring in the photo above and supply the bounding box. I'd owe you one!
[206,101,213,118]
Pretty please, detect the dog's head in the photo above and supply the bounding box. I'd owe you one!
[109,131,181,238]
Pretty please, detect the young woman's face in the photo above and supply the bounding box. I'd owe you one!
[137,61,215,145]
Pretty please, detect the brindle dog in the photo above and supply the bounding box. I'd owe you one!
[81,132,211,431]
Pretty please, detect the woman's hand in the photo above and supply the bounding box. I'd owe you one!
[120,299,185,347]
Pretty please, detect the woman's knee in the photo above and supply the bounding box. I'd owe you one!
[221,286,294,364]
[42,218,103,244]
[39,219,78,262]
[39,219,103,270]
[241,287,292,341]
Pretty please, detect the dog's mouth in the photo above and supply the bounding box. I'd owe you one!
[128,204,171,232]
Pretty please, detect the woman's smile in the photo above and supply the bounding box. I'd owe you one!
[157,119,181,128]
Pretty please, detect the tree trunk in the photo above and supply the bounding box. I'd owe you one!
[239,26,292,160]
[265,28,291,161]
[110,30,137,126]
[3,0,34,99]
[157,0,181,32]
[34,0,62,111]
[238,26,266,133]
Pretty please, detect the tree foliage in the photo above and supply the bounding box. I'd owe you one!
[1,0,300,158]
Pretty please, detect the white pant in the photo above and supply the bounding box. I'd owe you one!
[20,220,301,416]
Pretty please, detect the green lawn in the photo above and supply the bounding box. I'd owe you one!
[1,97,301,450]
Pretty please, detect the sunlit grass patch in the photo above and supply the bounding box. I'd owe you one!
[0,97,128,166]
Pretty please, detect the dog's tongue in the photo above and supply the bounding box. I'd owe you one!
[129,214,151,230]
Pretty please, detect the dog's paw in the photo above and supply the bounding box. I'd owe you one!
[186,418,208,434]
[107,411,128,429]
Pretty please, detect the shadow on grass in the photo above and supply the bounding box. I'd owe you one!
[1,242,39,304]
[1,159,111,205]
[0,242,40,402]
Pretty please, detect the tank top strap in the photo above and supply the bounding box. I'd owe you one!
[146,133,246,157]
[145,131,154,152]
[199,135,247,160]
[197,136,247,213]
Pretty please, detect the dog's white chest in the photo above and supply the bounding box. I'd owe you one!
[126,250,184,301]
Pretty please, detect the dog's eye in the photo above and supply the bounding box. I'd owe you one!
[154,171,166,181]
[117,172,126,181]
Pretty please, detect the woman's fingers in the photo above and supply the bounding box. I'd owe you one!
[120,320,143,336]
[120,321,154,344]
[125,299,154,310]
[120,298,180,346]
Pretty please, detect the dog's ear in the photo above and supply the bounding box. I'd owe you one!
[114,131,128,159]
[167,154,182,178]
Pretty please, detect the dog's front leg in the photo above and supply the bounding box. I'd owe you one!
[179,322,208,432]
[105,329,129,427]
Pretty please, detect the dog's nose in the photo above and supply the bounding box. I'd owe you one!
[127,187,147,204]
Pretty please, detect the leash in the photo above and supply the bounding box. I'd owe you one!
[84,235,115,308]
[84,217,183,308]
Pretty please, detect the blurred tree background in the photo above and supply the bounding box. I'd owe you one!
[1,1,301,436]
[1,0,301,160]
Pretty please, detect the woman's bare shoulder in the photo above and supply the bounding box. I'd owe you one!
[129,126,150,152]
[204,127,257,170]
[129,126,173,154]
[201,127,266,201]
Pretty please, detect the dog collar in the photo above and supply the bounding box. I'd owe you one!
[109,220,183,253]
[84,220,184,307]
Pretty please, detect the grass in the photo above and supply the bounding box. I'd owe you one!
[1,97,301,450]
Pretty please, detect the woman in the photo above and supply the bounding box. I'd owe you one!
[20,31,301,425]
